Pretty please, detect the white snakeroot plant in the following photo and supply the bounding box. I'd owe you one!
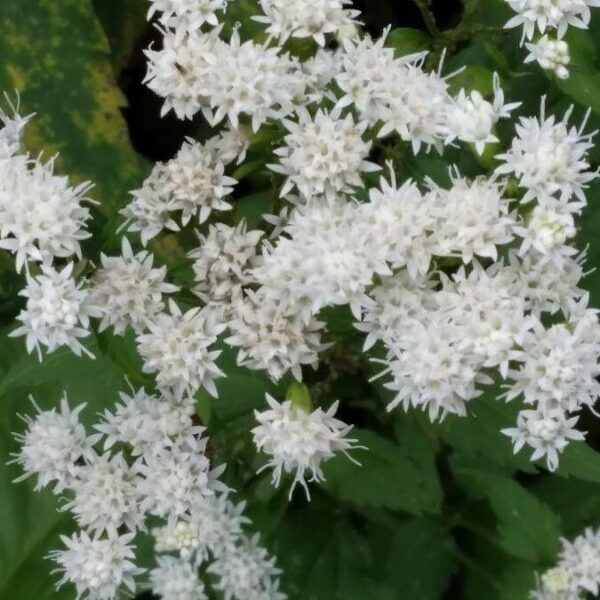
[7,0,600,598]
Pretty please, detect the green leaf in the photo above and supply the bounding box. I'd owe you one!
[272,507,401,600]
[0,0,147,220]
[386,28,430,57]
[455,469,561,563]
[321,428,442,514]
[91,0,148,72]
[555,442,600,483]
[448,65,495,95]
[384,518,457,599]
[440,393,537,473]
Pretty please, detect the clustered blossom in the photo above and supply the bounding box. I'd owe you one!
[7,0,600,597]
[121,136,238,244]
[11,263,102,359]
[531,527,600,599]
[13,389,284,600]
[505,0,600,77]
[254,0,360,46]
[90,237,179,334]
[253,394,361,498]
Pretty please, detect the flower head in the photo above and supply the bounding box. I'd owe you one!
[49,531,143,600]
[252,394,360,498]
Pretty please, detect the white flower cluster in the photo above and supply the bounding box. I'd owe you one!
[532,527,600,599]
[253,393,361,499]
[8,4,600,598]
[12,389,283,600]
[505,0,600,77]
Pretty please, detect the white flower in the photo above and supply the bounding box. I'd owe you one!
[137,436,213,520]
[95,388,203,459]
[302,48,344,103]
[252,394,359,498]
[154,496,248,562]
[162,138,237,225]
[206,31,306,131]
[0,100,31,159]
[150,556,207,600]
[189,221,263,306]
[496,100,598,204]
[208,534,284,600]
[515,203,577,256]
[148,0,228,35]
[137,300,225,397]
[254,200,390,318]
[49,531,143,600]
[63,453,143,536]
[444,74,520,153]
[254,0,360,46]
[504,0,600,41]
[525,36,571,78]
[226,291,328,381]
[335,32,400,124]
[505,249,586,315]
[270,106,379,202]
[90,237,178,334]
[11,394,99,493]
[361,171,435,277]
[506,318,600,413]
[0,155,93,272]
[428,175,517,262]
[376,52,454,153]
[120,163,181,245]
[356,271,438,351]
[559,528,600,595]
[144,27,224,120]
[376,316,492,421]
[11,263,101,359]
[502,408,585,470]
[439,262,530,376]
[204,125,250,165]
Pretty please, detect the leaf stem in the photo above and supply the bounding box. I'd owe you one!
[413,0,440,37]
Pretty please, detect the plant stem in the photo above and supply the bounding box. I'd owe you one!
[413,0,440,37]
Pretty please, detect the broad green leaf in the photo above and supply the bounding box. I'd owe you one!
[532,476,600,536]
[440,393,537,473]
[448,65,495,95]
[271,508,395,600]
[386,28,430,57]
[92,0,148,72]
[384,518,457,599]
[555,442,600,484]
[0,0,147,222]
[455,469,560,563]
[321,428,442,514]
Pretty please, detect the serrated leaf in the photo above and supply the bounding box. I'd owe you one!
[455,469,560,563]
[321,428,442,514]
[440,393,537,473]
[384,518,457,599]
